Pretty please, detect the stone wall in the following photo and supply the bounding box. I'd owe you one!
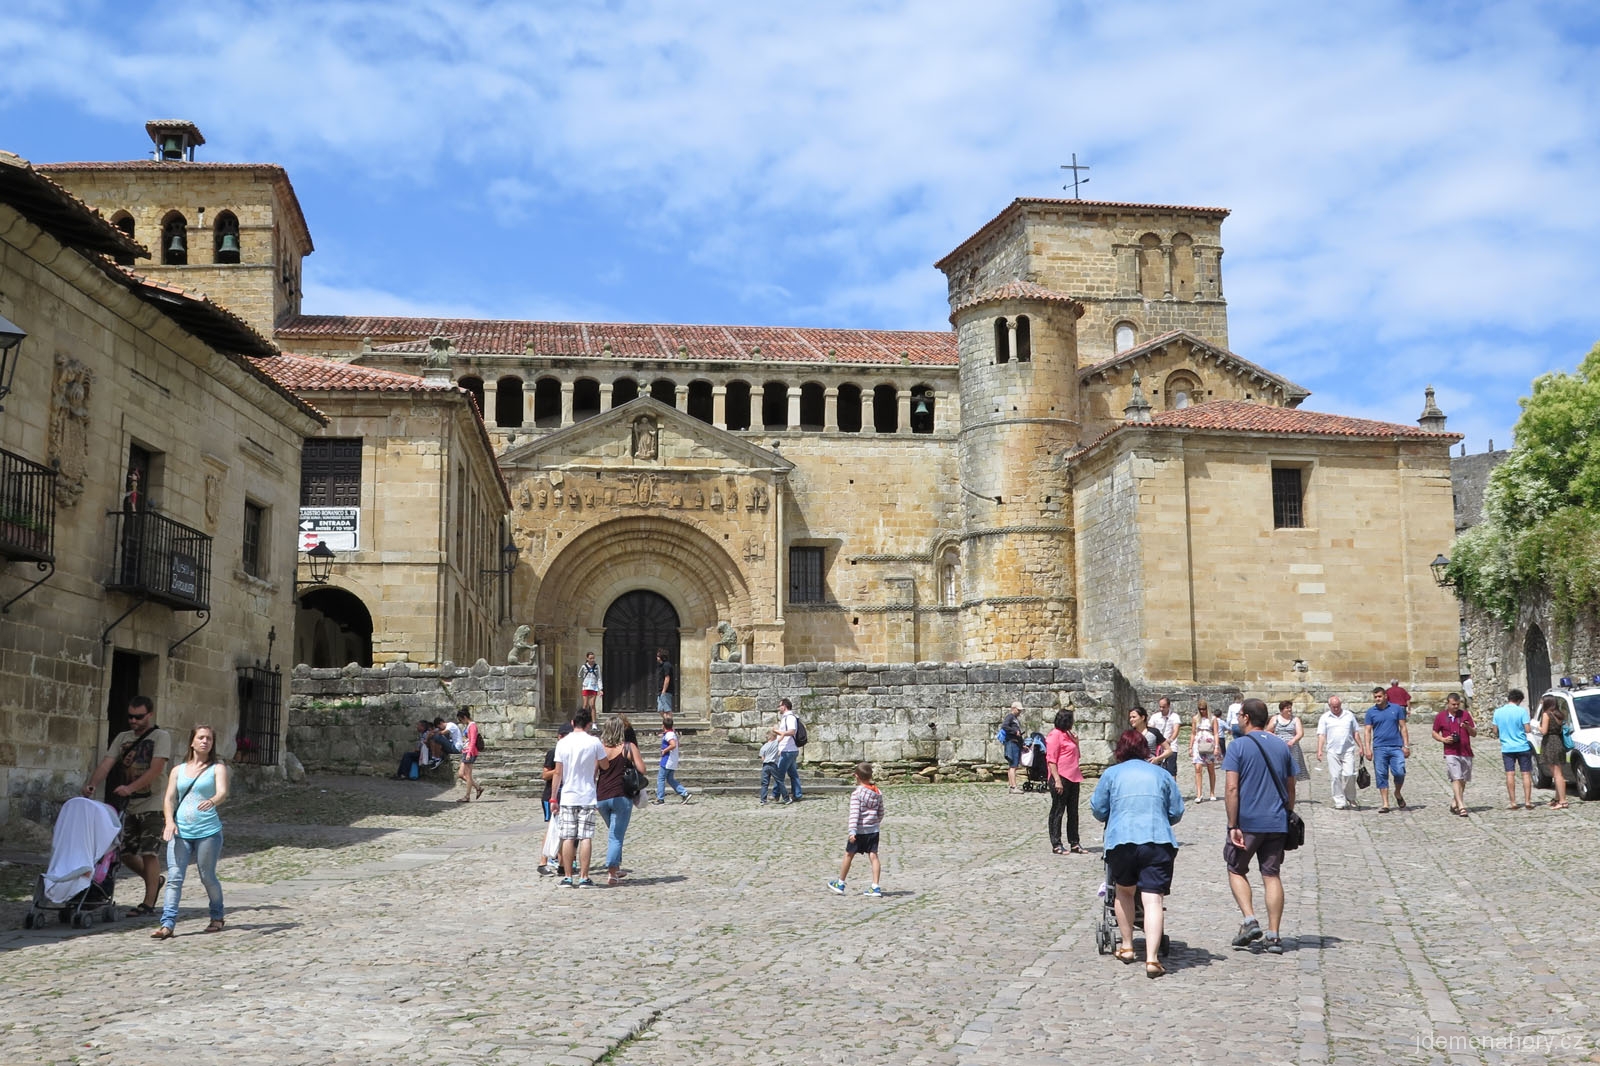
[1451,447,1509,532]
[1461,594,1600,710]
[707,659,1136,778]
[286,659,540,776]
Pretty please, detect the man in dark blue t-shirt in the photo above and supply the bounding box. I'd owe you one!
[1362,685,1411,812]
[1223,698,1296,954]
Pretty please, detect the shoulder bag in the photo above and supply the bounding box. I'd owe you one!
[620,743,648,798]
[1245,734,1306,850]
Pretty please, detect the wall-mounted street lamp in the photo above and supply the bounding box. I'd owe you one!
[296,540,336,588]
[482,541,520,578]
[1430,554,1454,589]
[0,314,28,414]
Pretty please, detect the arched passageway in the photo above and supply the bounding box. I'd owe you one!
[296,586,374,667]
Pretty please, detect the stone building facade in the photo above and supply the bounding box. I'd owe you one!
[0,152,321,823]
[33,124,1466,734]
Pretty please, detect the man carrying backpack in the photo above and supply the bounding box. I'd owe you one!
[776,698,805,804]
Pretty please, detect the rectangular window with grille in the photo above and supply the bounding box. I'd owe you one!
[241,501,265,577]
[235,664,281,766]
[1272,466,1305,529]
[789,546,826,604]
[300,437,362,507]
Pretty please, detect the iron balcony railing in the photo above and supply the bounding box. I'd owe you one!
[105,509,212,610]
[0,446,56,564]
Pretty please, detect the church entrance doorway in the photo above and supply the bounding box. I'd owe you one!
[603,591,680,717]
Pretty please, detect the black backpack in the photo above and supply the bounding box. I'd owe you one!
[793,716,808,748]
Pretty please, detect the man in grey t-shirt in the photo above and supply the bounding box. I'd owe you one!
[82,696,172,915]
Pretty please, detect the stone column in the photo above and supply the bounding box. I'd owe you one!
[599,382,614,410]
[523,379,537,425]
[483,380,500,427]
[1162,244,1175,298]
[675,383,688,411]
[1007,323,1018,362]
[786,386,800,431]
[824,386,839,431]
[713,384,728,429]
[560,380,574,427]
[897,390,912,435]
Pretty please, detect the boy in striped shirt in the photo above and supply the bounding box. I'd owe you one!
[829,762,884,897]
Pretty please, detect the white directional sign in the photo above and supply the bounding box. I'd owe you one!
[299,507,360,552]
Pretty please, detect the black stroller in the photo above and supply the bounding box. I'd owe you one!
[23,797,124,930]
[1019,731,1050,793]
[1093,855,1171,957]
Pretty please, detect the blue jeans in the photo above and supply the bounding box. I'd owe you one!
[777,749,803,800]
[656,767,688,801]
[760,762,788,802]
[597,796,634,869]
[161,831,223,927]
[1374,747,1407,790]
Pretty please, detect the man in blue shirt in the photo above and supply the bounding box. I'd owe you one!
[1223,698,1296,955]
[1362,686,1410,812]
[1489,688,1534,809]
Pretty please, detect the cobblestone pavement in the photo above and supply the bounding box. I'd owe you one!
[1,756,1597,1065]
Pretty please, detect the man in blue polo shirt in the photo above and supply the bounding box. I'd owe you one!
[1362,685,1410,812]
[1223,698,1296,955]
[1490,688,1534,810]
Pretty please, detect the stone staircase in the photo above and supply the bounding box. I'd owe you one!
[470,727,853,798]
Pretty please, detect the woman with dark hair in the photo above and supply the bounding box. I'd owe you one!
[1046,709,1085,854]
[1128,706,1170,765]
[1536,695,1570,809]
[152,724,229,939]
[1090,728,1185,978]
[456,709,484,803]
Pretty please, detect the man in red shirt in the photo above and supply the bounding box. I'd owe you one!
[1431,692,1475,816]
[1385,679,1412,709]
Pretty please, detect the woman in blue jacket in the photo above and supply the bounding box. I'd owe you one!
[1091,728,1185,977]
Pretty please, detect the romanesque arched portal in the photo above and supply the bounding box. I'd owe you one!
[602,590,681,716]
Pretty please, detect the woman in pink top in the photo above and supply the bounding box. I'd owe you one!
[1046,709,1086,854]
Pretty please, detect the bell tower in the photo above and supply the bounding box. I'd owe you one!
[37,121,314,337]
[946,280,1083,660]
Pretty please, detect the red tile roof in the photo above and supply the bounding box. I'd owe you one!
[0,152,148,261]
[949,279,1083,319]
[1070,399,1462,460]
[37,160,314,255]
[275,315,959,366]
[935,197,1230,272]
[253,354,511,505]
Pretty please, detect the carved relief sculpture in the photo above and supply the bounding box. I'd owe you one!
[632,416,659,460]
[203,473,223,531]
[47,354,93,507]
[507,624,536,665]
[714,621,742,662]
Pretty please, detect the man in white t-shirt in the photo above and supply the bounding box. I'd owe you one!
[1315,696,1361,810]
[775,697,805,803]
[1150,697,1182,779]
[550,709,611,886]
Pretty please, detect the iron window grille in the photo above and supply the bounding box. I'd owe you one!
[235,662,281,766]
[1272,467,1305,529]
[789,546,826,604]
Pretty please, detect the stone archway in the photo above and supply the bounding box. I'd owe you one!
[296,586,374,668]
[531,515,752,718]
[1525,624,1551,701]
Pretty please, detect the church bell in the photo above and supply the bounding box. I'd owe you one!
[911,396,932,417]
[167,232,187,255]
[160,135,184,161]
[218,232,240,257]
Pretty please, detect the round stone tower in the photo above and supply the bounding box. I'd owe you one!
[951,281,1084,660]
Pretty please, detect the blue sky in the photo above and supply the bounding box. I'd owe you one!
[3,0,1598,453]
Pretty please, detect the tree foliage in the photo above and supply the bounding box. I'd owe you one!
[1449,342,1600,626]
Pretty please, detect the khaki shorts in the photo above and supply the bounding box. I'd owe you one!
[1445,755,1473,782]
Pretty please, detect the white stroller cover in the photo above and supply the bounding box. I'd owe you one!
[44,797,123,904]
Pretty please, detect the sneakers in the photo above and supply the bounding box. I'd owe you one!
[558,876,574,887]
[828,879,846,895]
[862,885,883,897]
[679,792,692,804]
[1264,935,1284,954]
[576,878,595,888]
[1231,918,1263,947]
[651,799,665,806]
[537,864,553,877]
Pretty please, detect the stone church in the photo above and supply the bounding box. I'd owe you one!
[33,121,1464,722]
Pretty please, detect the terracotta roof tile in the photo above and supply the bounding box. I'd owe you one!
[254,354,510,506]
[277,315,958,366]
[1070,399,1462,460]
[949,279,1083,318]
[0,152,148,261]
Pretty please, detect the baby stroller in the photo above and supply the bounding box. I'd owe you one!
[23,797,123,930]
[1093,855,1171,957]
[1019,732,1050,793]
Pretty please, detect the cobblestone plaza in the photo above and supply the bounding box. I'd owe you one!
[2,758,1596,1065]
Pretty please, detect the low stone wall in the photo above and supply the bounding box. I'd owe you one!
[287,660,541,777]
[708,659,1136,780]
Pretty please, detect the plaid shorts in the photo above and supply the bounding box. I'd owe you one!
[557,804,598,841]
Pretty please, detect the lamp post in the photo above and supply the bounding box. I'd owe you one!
[482,541,520,621]
[296,540,336,589]
[1430,554,1453,589]
[0,314,27,415]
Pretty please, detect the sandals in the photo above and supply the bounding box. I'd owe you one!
[150,926,174,940]
[130,903,157,917]
[1114,946,1137,964]
[1070,845,1088,855]
[456,797,471,803]
[475,784,484,799]
[204,919,224,933]
[1051,844,1067,854]
[1549,802,1569,810]
[1378,807,1391,814]
[1145,961,1166,979]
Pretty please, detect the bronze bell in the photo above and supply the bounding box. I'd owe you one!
[167,231,186,255]
[912,396,932,417]
[161,135,183,160]
[218,232,240,258]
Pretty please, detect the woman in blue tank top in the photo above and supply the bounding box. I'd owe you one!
[152,724,229,939]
